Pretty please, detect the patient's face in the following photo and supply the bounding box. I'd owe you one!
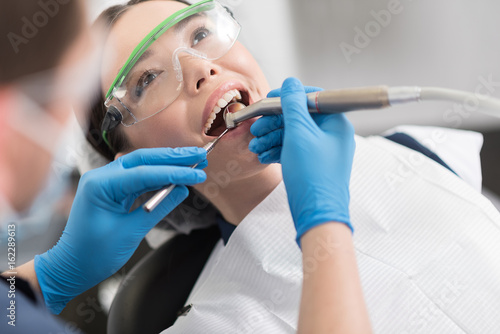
[102,1,271,180]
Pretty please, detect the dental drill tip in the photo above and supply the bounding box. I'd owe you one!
[224,102,246,128]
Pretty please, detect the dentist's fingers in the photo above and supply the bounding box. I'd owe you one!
[267,86,323,98]
[87,166,206,203]
[250,114,283,137]
[118,166,206,194]
[117,147,207,169]
[193,159,208,169]
[249,128,283,155]
[130,185,190,225]
[314,113,355,136]
[281,78,319,136]
[254,85,325,137]
[251,83,325,165]
[257,146,282,164]
[267,88,281,98]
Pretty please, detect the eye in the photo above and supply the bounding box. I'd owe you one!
[192,27,210,46]
[135,71,159,98]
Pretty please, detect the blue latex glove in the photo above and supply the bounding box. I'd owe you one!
[249,85,322,164]
[250,78,355,245]
[34,147,207,314]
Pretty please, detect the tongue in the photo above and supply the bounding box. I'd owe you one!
[227,102,246,113]
[209,124,226,137]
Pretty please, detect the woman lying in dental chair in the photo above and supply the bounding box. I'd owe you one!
[83,0,500,332]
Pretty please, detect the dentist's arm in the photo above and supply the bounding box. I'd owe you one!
[299,223,369,334]
[5,147,207,314]
[250,77,372,334]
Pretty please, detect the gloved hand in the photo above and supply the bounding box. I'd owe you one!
[34,147,207,314]
[250,78,355,245]
[249,85,323,164]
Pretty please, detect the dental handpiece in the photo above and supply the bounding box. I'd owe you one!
[224,86,391,128]
[142,129,229,213]
[224,85,500,128]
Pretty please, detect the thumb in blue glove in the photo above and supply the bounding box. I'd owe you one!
[253,78,355,246]
[34,147,207,313]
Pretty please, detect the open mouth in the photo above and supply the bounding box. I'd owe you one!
[204,89,249,137]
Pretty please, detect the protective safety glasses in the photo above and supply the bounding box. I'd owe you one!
[103,0,240,132]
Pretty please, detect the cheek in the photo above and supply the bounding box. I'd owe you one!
[224,43,269,91]
[204,122,265,181]
[124,103,198,149]
[229,47,253,69]
[204,141,265,184]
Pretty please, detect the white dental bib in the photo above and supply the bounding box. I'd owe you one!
[163,135,500,334]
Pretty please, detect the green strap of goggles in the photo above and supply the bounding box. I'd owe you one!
[101,0,215,151]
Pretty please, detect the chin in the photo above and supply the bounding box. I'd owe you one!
[205,138,266,180]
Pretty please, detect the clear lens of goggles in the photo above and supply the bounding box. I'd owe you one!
[104,0,240,126]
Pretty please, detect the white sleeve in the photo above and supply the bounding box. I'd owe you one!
[382,125,484,192]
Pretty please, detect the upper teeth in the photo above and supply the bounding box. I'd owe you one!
[204,89,242,134]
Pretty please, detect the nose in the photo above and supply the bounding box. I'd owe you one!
[179,55,220,95]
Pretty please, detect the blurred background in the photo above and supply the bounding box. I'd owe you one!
[2,0,500,332]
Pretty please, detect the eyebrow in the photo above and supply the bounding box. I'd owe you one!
[115,11,206,79]
[173,12,204,33]
[116,49,154,77]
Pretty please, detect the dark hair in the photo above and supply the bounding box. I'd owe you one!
[0,0,84,83]
[86,0,191,161]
